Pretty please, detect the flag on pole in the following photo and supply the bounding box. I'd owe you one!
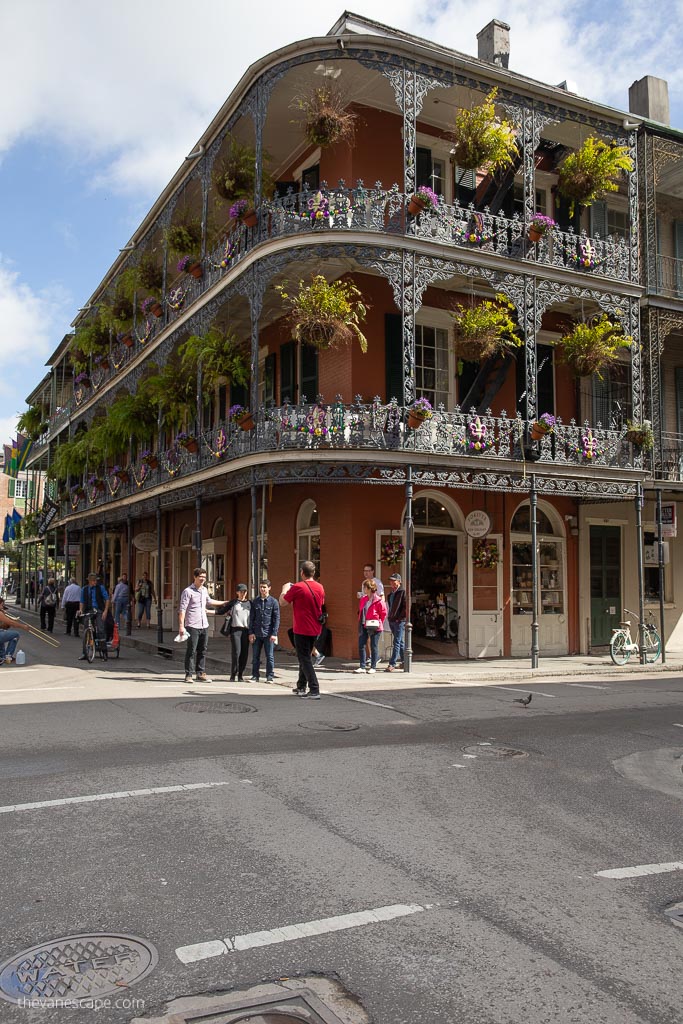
[2,445,13,476]
[15,433,32,471]
[2,516,9,544]
[11,508,22,524]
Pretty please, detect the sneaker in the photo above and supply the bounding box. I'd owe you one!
[249,676,259,682]
[265,677,274,683]
[292,687,306,695]
[354,667,367,674]
[184,674,193,683]
[367,668,376,674]
[299,693,321,700]
[313,653,325,667]
[376,657,382,665]
[196,674,212,683]
[385,665,395,672]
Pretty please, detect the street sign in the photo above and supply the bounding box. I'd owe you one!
[661,502,677,538]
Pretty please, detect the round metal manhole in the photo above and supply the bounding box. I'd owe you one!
[175,701,257,714]
[298,722,360,732]
[0,932,158,1006]
[462,743,528,760]
[664,902,683,928]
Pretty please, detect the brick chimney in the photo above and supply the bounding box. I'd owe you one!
[629,76,670,125]
[477,20,510,69]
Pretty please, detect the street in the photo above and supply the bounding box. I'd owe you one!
[0,633,681,1023]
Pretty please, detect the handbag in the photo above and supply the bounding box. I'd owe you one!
[220,618,230,636]
[365,618,382,633]
[43,590,57,607]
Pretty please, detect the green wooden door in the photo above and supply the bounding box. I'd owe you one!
[590,526,621,647]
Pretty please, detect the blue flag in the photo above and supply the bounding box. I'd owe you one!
[11,508,21,524]
[2,516,9,544]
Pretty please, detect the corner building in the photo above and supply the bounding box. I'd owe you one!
[27,14,671,661]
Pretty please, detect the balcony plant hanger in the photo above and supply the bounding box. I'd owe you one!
[451,290,522,364]
[559,310,633,378]
[557,135,633,217]
[276,274,368,352]
[292,83,357,149]
[449,88,518,173]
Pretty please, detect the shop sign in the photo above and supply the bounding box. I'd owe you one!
[67,544,80,556]
[133,532,157,551]
[644,542,669,565]
[661,503,677,538]
[465,511,490,538]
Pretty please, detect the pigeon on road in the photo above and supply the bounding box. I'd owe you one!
[513,693,532,706]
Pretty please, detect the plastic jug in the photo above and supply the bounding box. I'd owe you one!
[15,650,26,666]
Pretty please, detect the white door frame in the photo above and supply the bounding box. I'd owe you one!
[467,533,503,658]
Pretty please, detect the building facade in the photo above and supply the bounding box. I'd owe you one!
[23,14,679,661]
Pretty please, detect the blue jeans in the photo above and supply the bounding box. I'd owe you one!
[358,626,380,669]
[114,598,129,629]
[388,620,405,667]
[137,597,152,625]
[251,636,275,679]
[0,628,20,660]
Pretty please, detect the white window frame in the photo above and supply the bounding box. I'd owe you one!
[415,308,455,410]
[416,133,453,203]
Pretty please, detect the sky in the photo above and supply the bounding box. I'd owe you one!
[1,0,681,448]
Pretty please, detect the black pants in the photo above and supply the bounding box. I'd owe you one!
[230,628,250,679]
[185,626,208,677]
[65,601,80,636]
[294,633,319,695]
[40,605,56,632]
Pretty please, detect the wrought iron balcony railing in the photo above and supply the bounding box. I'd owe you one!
[56,400,646,517]
[654,256,683,299]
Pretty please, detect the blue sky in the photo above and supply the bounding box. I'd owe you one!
[1,0,681,446]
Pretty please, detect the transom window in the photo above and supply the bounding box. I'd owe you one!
[415,325,450,410]
[412,496,456,529]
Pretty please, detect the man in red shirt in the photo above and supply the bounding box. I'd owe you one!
[280,560,325,699]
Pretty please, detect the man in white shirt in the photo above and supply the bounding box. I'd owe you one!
[178,568,224,684]
[61,577,82,637]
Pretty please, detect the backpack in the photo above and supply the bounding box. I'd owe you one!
[43,589,57,607]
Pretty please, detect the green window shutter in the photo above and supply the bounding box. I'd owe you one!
[676,367,683,434]
[8,479,15,498]
[674,220,683,259]
[537,344,555,415]
[264,353,276,407]
[385,313,404,404]
[280,341,296,403]
[28,480,34,498]
[416,147,432,189]
[590,200,608,239]
[301,345,318,402]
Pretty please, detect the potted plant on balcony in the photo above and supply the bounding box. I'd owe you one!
[179,326,248,394]
[528,214,557,243]
[214,137,256,201]
[408,185,439,217]
[450,88,517,173]
[624,419,654,450]
[451,294,522,362]
[141,296,163,319]
[560,313,632,378]
[530,413,556,441]
[407,397,434,429]
[557,136,634,216]
[276,274,368,353]
[228,404,255,431]
[175,431,199,453]
[88,473,105,493]
[17,404,48,442]
[111,464,130,484]
[139,449,159,470]
[177,255,203,280]
[74,370,91,390]
[228,198,258,229]
[293,84,357,149]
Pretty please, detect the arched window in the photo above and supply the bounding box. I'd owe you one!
[179,524,192,546]
[511,505,557,535]
[296,499,320,576]
[212,517,225,538]
[412,495,457,529]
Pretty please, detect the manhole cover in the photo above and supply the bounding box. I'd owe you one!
[462,743,528,760]
[664,902,683,928]
[0,932,157,1006]
[176,702,257,714]
[298,722,360,732]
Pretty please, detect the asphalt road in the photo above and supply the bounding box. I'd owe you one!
[0,635,681,1024]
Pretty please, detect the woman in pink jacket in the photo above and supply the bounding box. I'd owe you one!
[355,579,387,674]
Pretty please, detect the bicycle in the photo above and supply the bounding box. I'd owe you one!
[609,608,661,665]
[79,610,120,663]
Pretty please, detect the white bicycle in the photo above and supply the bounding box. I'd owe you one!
[609,608,661,665]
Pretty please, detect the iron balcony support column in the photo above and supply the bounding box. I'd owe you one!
[251,473,259,591]
[194,496,202,567]
[635,482,646,664]
[530,472,539,669]
[156,501,163,644]
[102,518,107,590]
[403,465,413,673]
[656,487,666,664]
[196,354,204,470]
[126,514,133,637]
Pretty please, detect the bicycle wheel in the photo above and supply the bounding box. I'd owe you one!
[83,628,95,664]
[610,630,631,665]
[642,626,661,663]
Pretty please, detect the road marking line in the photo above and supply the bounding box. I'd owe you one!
[595,861,683,879]
[324,692,396,710]
[491,686,557,698]
[0,781,231,815]
[0,685,86,694]
[175,902,432,964]
[673,724,683,729]
[567,683,609,690]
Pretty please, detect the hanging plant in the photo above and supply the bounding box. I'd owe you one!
[276,275,368,352]
[293,85,357,148]
[451,293,522,362]
[560,313,632,378]
[379,535,405,566]
[450,88,518,172]
[213,137,256,201]
[557,136,633,216]
[624,419,654,450]
[472,539,499,569]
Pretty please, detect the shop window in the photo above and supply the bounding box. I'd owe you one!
[511,503,564,617]
[296,499,320,576]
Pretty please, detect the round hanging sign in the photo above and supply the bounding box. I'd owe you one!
[133,532,157,551]
[465,511,490,538]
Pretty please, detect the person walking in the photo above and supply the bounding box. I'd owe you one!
[39,577,59,633]
[60,577,82,636]
[220,584,251,682]
[358,563,384,664]
[135,571,155,628]
[0,597,31,662]
[112,574,131,631]
[248,580,280,682]
[280,560,325,699]
[78,572,110,660]
[355,579,387,674]
[178,567,224,683]
[385,572,406,671]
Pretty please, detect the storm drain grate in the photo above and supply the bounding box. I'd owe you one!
[664,902,683,928]
[0,933,157,1005]
[462,743,528,760]
[298,722,360,732]
[176,702,257,714]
